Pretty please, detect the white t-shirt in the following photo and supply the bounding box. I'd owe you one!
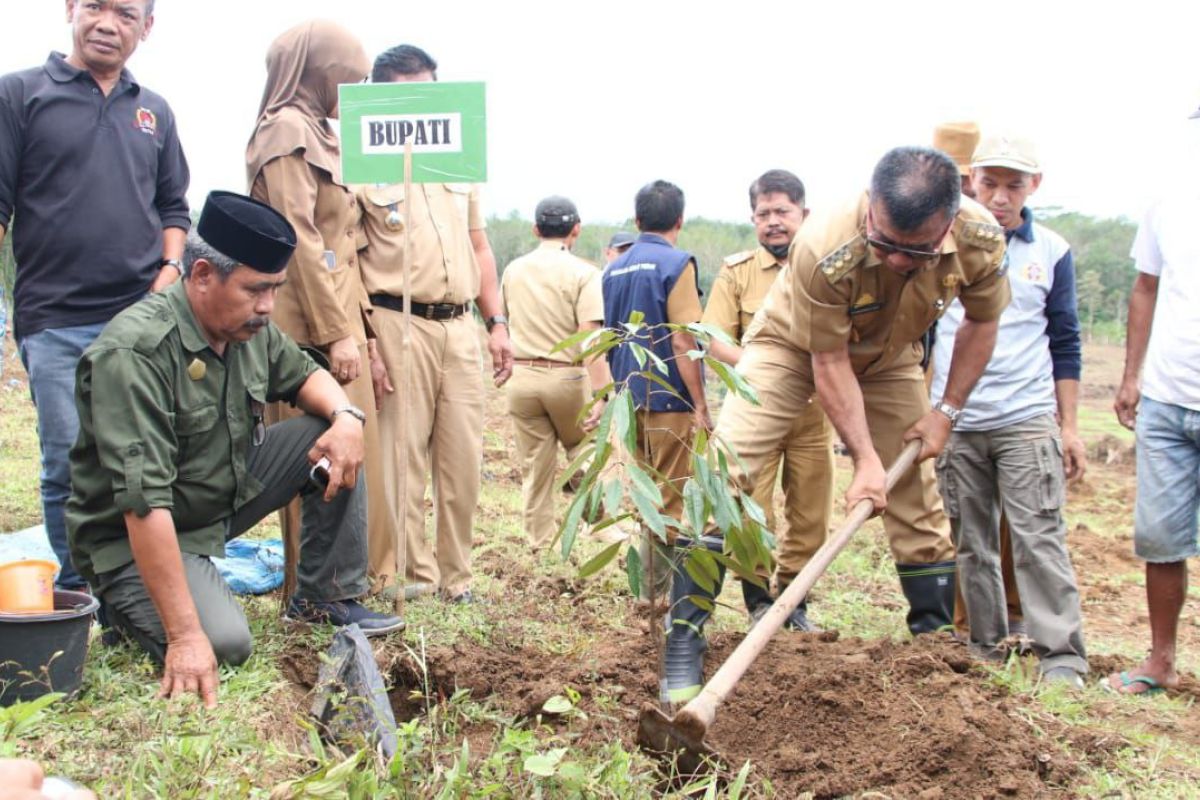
[1131,195,1200,411]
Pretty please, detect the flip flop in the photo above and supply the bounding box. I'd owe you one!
[1103,671,1165,696]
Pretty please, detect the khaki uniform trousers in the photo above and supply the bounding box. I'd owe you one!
[632,410,694,597]
[715,357,835,587]
[728,342,954,565]
[505,364,591,548]
[373,309,483,596]
[268,343,394,594]
[634,411,695,531]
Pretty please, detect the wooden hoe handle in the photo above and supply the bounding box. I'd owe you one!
[676,438,924,732]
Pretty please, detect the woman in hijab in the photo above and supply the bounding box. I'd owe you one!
[247,20,400,598]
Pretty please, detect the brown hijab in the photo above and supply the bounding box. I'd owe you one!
[246,19,369,187]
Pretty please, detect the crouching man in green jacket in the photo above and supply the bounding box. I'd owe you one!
[67,191,403,709]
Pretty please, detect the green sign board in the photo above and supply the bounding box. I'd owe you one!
[338,81,487,185]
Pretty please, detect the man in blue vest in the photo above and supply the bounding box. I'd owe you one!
[602,180,712,704]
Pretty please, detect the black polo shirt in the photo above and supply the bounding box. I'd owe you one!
[0,53,190,339]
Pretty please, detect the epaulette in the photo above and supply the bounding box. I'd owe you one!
[959,220,1005,252]
[818,235,868,284]
[722,250,755,268]
[130,302,178,354]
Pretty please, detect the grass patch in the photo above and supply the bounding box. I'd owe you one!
[4,342,1199,796]
[1077,404,1135,446]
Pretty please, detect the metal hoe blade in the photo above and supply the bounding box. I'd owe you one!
[636,703,726,777]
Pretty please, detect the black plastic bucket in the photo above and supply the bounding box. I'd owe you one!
[0,589,98,706]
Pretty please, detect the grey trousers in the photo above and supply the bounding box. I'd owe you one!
[935,413,1088,674]
[98,415,370,665]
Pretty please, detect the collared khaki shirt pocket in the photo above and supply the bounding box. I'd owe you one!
[363,184,407,235]
[445,182,471,221]
[737,299,764,343]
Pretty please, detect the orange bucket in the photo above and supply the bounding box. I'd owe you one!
[0,560,58,614]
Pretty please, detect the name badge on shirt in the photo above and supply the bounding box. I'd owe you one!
[323,250,337,271]
[849,292,883,316]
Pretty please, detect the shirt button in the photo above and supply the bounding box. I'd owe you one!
[92,88,99,94]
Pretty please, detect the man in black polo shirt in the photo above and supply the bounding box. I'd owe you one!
[0,0,190,590]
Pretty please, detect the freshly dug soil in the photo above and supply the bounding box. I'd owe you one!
[703,633,1079,798]
[308,620,1098,798]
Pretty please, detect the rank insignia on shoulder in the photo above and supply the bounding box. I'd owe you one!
[942,274,961,288]
[960,221,1005,252]
[723,250,755,268]
[818,236,867,284]
[187,358,206,381]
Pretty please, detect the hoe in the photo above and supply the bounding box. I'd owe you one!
[637,439,923,774]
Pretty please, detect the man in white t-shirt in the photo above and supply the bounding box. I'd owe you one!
[1108,104,1200,694]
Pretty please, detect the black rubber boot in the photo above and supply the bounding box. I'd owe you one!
[660,536,725,706]
[896,561,957,635]
[773,576,820,632]
[741,578,772,622]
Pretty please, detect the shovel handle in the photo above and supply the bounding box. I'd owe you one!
[675,439,923,731]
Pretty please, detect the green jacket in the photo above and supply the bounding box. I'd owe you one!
[66,280,318,584]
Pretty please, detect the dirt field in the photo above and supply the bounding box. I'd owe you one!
[5,337,1199,797]
[272,341,1199,797]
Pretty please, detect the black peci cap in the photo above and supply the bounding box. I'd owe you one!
[197,191,297,273]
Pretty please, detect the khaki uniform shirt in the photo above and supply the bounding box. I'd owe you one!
[668,263,704,323]
[66,281,319,584]
[702,246,783,343]
[356,182,486,304]
[251,155,369,347]
[747,191,1010,377]
[500,240,603,362]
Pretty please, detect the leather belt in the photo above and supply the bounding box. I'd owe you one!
[369,293,470,320]
[514,358,579,368]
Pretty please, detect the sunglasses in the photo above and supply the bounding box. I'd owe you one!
[865,236,943,263]
[865,208,947,264]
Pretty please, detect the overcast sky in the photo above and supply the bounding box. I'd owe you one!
[4,1,1199,225]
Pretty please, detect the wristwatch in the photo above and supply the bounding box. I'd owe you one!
[933,400,962,426]
[485,314,508,332]
[330,404,367,425]
[160,258,183,274]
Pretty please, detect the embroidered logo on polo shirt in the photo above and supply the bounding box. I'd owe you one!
[135,107,157,135]
[1020,261,1045,283]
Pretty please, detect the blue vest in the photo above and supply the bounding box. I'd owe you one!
[602,233,700,412]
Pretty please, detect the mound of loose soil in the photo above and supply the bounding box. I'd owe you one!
[278,620,1106,799]
[703,633,1079,799]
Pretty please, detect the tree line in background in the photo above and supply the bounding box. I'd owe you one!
[489,207,1139,345]
[0,208,1137,344]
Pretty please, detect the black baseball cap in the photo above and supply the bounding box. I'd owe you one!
[607,231,636,250]
[534,195,579,226]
